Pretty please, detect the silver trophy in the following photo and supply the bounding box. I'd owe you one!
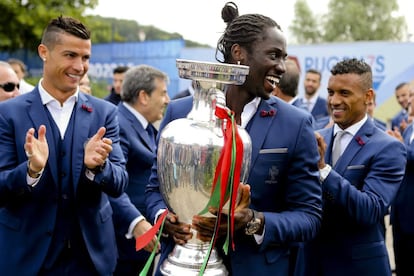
[157,59,252,275]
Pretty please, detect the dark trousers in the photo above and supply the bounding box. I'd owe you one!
[114,258,153,276]
[393,223,414,276]
[40,241,99,276]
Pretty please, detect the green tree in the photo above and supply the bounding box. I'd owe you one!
[0,0,98,52]
[291,0,407,43]
[289,0,322,44]
[323,0,406,41]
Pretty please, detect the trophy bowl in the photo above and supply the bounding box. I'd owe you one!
[157,59,251,275]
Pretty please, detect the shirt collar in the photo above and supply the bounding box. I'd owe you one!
[38,78,79,105]
[306,93,318,104]
[241,97,261,129]
[122,102,149,129]
[333,114,368,137]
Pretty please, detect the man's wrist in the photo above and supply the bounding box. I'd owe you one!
[27,161,43,179]
[319,164,332,183]
[89,160,107,174]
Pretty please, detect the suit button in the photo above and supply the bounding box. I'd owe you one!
[46,230,52,236]
[60,172,66,177]
[62,194,68,200]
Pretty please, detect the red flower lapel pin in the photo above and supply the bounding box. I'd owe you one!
[355,136,365,146]
[260,109,276,117]
[81,103,93,113]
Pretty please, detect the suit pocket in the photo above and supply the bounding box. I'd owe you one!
[259,148,288,154]
[99,201,113,223]
[0,208,22,231]
[347,165,365,170]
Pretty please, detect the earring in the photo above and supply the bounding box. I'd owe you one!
[42,58,46,61]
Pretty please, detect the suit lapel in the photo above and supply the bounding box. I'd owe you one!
[27,89,59,185]
[322,128,335,166]
[334,120,373,173]
[248,99,277,169]
[72,94,92,189]
[403,124,413,145]
[120,104,153,151]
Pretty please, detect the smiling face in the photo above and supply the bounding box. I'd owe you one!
[143,77,170,123]
[241,26,287,100]
[327,73,373,130]
[395,83,410,110]
[304,71,321,97]
[38,32,91,103]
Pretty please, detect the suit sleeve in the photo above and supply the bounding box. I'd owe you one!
[145,104,173,223]
[110,193,142,236]
[0,112,34,205]
[323,137,406,225]
[145,97,193,223]
[90,104,128,197]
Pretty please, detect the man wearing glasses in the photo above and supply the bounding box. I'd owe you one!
[0,61,20,101]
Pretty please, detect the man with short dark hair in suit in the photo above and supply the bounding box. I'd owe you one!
[104,65,129,105]
[391,82,410,132]
[312,58,406,276]
[294,68,329,125]
[388,87,414,276]
[0,16,129,275]
[111,64,170,276]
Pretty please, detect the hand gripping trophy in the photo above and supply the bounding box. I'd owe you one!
[157,59,252,275]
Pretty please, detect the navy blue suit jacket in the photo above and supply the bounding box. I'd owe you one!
[172,88,191,100]
[110,103,156,262]
[0,88,128,275]
[373,117,387,131]
[391,109,408,131]
[146,95,322,275]
[313,119,406,276]
[392,123,414,233]
[293,96,329,121]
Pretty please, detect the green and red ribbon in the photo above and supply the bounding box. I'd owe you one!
[198,104,244,274]
[136,209,168,276]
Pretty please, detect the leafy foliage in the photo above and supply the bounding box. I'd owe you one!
[289,0,322,44]
[0,1,209,52]
[0,0,98,52]
[290,0,407,44]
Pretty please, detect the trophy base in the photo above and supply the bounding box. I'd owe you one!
[160,243,228,276]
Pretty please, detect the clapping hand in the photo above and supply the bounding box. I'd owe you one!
[84,127,112,171]
[24,125,49,175]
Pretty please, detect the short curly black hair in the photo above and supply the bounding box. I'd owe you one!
[331,58,372,89]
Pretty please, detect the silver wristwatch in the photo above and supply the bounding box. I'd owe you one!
[245,209,261,235]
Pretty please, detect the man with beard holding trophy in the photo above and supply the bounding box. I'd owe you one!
[145,2,322,275]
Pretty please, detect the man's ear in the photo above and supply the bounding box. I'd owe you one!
[230,43,245,64]
[38,44,48,61]
[365,88,374,105]
[137,89,150,105]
